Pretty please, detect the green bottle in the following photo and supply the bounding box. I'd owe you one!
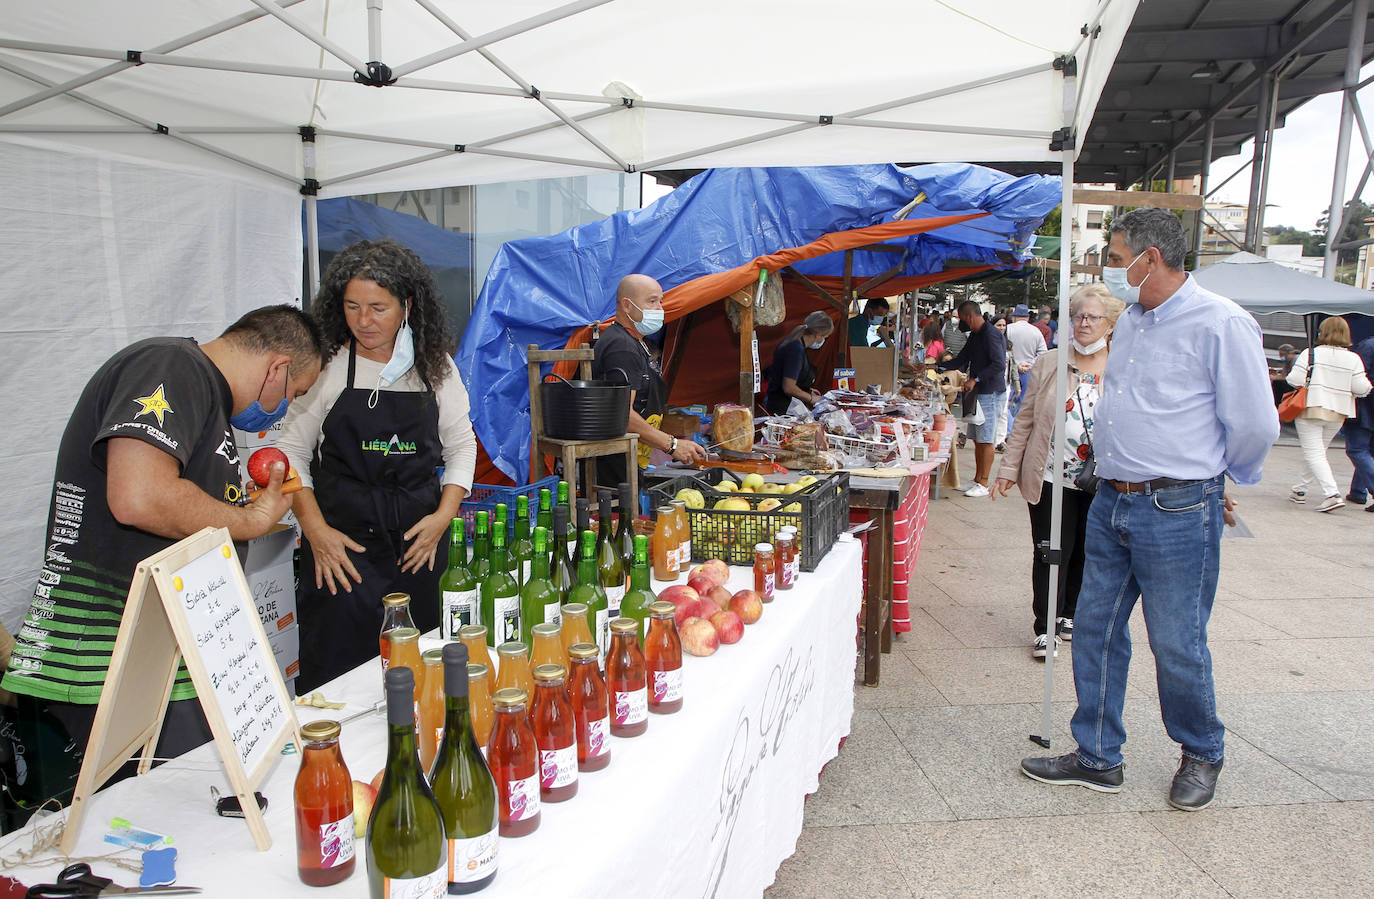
[566,531,609,660]
[470,511,492,582]
[556,480,571,515]
[536,488,553,534]
[596,490,626,618]
[551,505,576,605]
[429,643,499,894]
[520,528,560,642]
[439,519,478,639]
[481,527,520,647]
[493,504,516,578]
[367,667,446,898]
[572,497,589,563]
[511,495,534,590]
[619,534,657,644]
[615,481,637,574]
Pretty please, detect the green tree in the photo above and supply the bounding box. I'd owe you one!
[1314,199,1373,266]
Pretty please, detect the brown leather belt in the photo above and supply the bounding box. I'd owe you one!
[1107,477,1195,495]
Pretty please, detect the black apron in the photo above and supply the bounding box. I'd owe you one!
[763,338,817,415]
[297,342,446,692]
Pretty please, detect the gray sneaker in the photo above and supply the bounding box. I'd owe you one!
[1020,753,1123,793]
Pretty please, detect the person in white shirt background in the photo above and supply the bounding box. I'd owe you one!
[1285,315,1372,512]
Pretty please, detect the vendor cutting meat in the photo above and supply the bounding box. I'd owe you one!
[593,274,707,486]
[276,239,477,692]
[762,311,836,415]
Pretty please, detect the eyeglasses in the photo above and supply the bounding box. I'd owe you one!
[1071,314,1107,325]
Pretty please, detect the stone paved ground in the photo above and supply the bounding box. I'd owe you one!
[768,441,1374,898]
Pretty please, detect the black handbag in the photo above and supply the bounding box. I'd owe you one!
[1072,382,1100,495]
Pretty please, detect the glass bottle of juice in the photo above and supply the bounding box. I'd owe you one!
[529,664,578,803]
[487,688,540,837]
[366,668,445,897]
[551,505,576,605]
[670,499,692,571]
[511,495,534,589]
[605,618,648,737]
[458,624,497,679]
[494,642,533,699]
[536,487,553,534]
[379,593,416,671]
[566,643,611,772]
[467,662,495,752]
[417,648,445,772]
[652,506,680,582]
[566,531,609,661]
[780,525,800,587]
[481,527,520,646]
[753,542,775,602]
[470,511,492,583]
[615,481,637,573]
[775,531,795,591]
[519,527,560,644]
[644,601,684,714]
[294,719,356,886]
[439,519,479,638]
[596,491,626,618]
[384,628,424,718]
[429,643,498,895]
[619,534,657,643]
[529,623,564,671]
[559,603,595,657]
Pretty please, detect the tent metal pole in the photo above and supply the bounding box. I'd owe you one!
[317,106,616,153]
[829,117,1053,140]
[845,63,1053,118]
[1194,117,1214,264]
[1245,74,1270,252]
[320,149,463,188]
[302,129,321,302]
[641,122,816,171]
[367,0,382,63]
[466,106,616,149]
[244,0,369,75]
[391,0,614,79]
[464,145,623,170]
[1325,0,1370,279]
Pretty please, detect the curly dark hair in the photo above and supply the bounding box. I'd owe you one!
[313,239,454,387]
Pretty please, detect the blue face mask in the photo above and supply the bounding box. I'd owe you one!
[378,313,415,387]
[230,368,290,431]
[1102,251,1148,304]
[809,339,825,350]
[628,297,664,336]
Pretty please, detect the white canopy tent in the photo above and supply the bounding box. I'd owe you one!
[0,1,1136,734]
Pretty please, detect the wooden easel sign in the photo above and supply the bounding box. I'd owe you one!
[61,527,299,853]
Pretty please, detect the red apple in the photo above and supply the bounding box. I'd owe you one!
[247,446,289,487]
[687,575,714,597]
[689,560,730,588]
[659,585,699,607]
[351,779,377,837]
[729,590,764,625]
[703,585,731,613]
[673,598,705,628]
[370,768,385,793]
[709,610,744,644]
[680,617,719,656]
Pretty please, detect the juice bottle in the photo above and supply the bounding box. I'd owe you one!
[487,688,540,837]
[429,644,498,894]
[775,532,795,591]
[530,664,578,803]
[417,648,445,772]
[439,518,479,638]
[384,628,424,719]
[619,534,656,643]
[566,532,609,661]
[780,525,800,588]
[458,624,497,678]
[670,499,692,570]
[644,601,684,715]
[753,543,775,602]
[559,603,595,657]
[596,491,627,618]
[294,719,356,886]
[494,642,533,699]
[566,643,611,772]
[467,662,494,751]
[529,623,564,671]
[605,618,647,738]
[379,593,415,671]
[652,506,680,582]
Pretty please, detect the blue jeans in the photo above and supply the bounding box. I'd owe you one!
[1345,422,1374,502]
[1069,475,1226,769]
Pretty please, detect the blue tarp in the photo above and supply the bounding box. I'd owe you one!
[458,163,1061,483]
[313,197,471,271]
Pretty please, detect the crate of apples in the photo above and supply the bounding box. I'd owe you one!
[659,559,764,657]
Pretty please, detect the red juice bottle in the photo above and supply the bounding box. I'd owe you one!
[294,719,356,886]
[605,618,648,737]
[530,664,578,803]
[643,601,683,715]
[567,643,611,771]
[487,688,540,837]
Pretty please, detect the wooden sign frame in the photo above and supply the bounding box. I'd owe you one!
[61,527,300,853]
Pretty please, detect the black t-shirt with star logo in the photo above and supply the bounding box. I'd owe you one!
[2,338,242,704]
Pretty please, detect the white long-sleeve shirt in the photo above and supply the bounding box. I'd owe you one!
[276,350,477,492]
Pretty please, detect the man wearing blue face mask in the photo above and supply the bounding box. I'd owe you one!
[1021,207,1278,812]
[1,305,323,801]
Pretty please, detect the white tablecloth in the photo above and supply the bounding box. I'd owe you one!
[1,539,862,898]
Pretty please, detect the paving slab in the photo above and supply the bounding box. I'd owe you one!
[900,644,1094,707]
[1233,596,1374,638]
[853,650,950,711]
[766,824,912,899]
[1220,691,1374,800]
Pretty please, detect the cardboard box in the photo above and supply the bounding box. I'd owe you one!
[267,622,300,685]
[848,346,896,393]
[243,525,298,635]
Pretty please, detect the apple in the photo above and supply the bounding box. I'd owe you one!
[729,589,764,624]
[781,502,801,513]
[709,610,744,644]
[700,559,731,587]
[247,447,289,488]
[674,487,705,510]
[706,585,732,613]
[352,779,377,837]
[370,768,385,793]
[741,473,765,492]
[756,498,782,512]
[687,575,714,597]
[680,617,719,656]
[714,497,750,511]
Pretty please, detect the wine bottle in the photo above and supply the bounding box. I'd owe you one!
[493,504,516,579]
[470,511,492,582]
[511,495,534,590]
[596,491,626,618]
[439,519,478,639]
[615,481,636,574]
[551,505,576,605]
[481,526,520,647]
[367,667,446,899]
[520,527,560,642]
[566,531,609,660]
[619,534,657,643]
[536,487,553,534]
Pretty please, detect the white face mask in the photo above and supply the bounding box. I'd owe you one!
[1102,250,1148,303]
[378,313,415,387]
[809,339,825,350]
[627,296,664,335]
[1073,335,1109,355]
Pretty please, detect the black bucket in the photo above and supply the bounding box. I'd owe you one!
[540,372,630,440]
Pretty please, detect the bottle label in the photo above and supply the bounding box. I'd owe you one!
[542,603,562,626]
[448,829,498,886]
[680,538,692,565]
[318,815,355,868]
[604,583,625,617]
[520,560,531,586]
[433,725,444,749]
[650,668,683,705]
[584,715,609,758]
[495,594,520,644]
[506,774,540,822]
[539,744,578,790]
[787,557,799,585]
[764,572,775,598]
[614,687,648,726]
[441,588,478,639]
[380,867,446,899]
[595,609,609,659]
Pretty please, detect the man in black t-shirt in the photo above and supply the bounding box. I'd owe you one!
[1,306,324,810]
[592,274,707,486]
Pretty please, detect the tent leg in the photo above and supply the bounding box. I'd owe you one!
[302,129,321,303]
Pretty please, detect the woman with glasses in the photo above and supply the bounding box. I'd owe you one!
[992,285,1126,659]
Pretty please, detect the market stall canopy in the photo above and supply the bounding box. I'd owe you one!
[1193,251,1374,315]
[0,0,1132,194]
[458,163,1062,483]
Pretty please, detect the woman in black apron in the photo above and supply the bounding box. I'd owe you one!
[763,310,836,415]
[279,240,474,692]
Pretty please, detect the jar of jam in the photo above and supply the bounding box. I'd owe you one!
[753,543,775,601]
[779,526,800,587]
[487,688,540,837]
[294,719,356,886]
[604,618,647,737]
[643,601,683,714]
[775,532,796,591]
[567,643,611,771]
[529,664,578,802]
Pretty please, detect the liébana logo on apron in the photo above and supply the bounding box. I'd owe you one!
[360,433,418,457]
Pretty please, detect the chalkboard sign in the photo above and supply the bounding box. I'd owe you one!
[61,528,299,853]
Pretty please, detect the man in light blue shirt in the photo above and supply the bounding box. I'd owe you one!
[1021,207,1278,811]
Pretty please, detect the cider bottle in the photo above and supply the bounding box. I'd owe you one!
[439,518,479,638]
[530,664,578,803]
[492,503,512,576]
[566,531,609,661]
[644,601,684,715]
[487,688,540,838]
[596,491,626,618]
[480,528,520,646]
[536,487,553,534]
[294,719,356,886]
[566,643,611,772]
[619,534,657,643]
[511,495,534,589]
[467,663,495,752]
[670,499,692,570]
[379,593,416,671]
[529,623,564,671]
[470,511,492,583]
[605,618,648,738]
[458,624,497,679]
[494,642,533,699]
[429,643,498,895]
[559,603,595,657]
[652,506,680,582]
[519,527,560,644]
[417,648,445,772]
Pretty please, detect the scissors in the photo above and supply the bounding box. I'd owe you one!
[26,864,201,898]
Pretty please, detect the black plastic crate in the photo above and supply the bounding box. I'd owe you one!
[646,468,849,571]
